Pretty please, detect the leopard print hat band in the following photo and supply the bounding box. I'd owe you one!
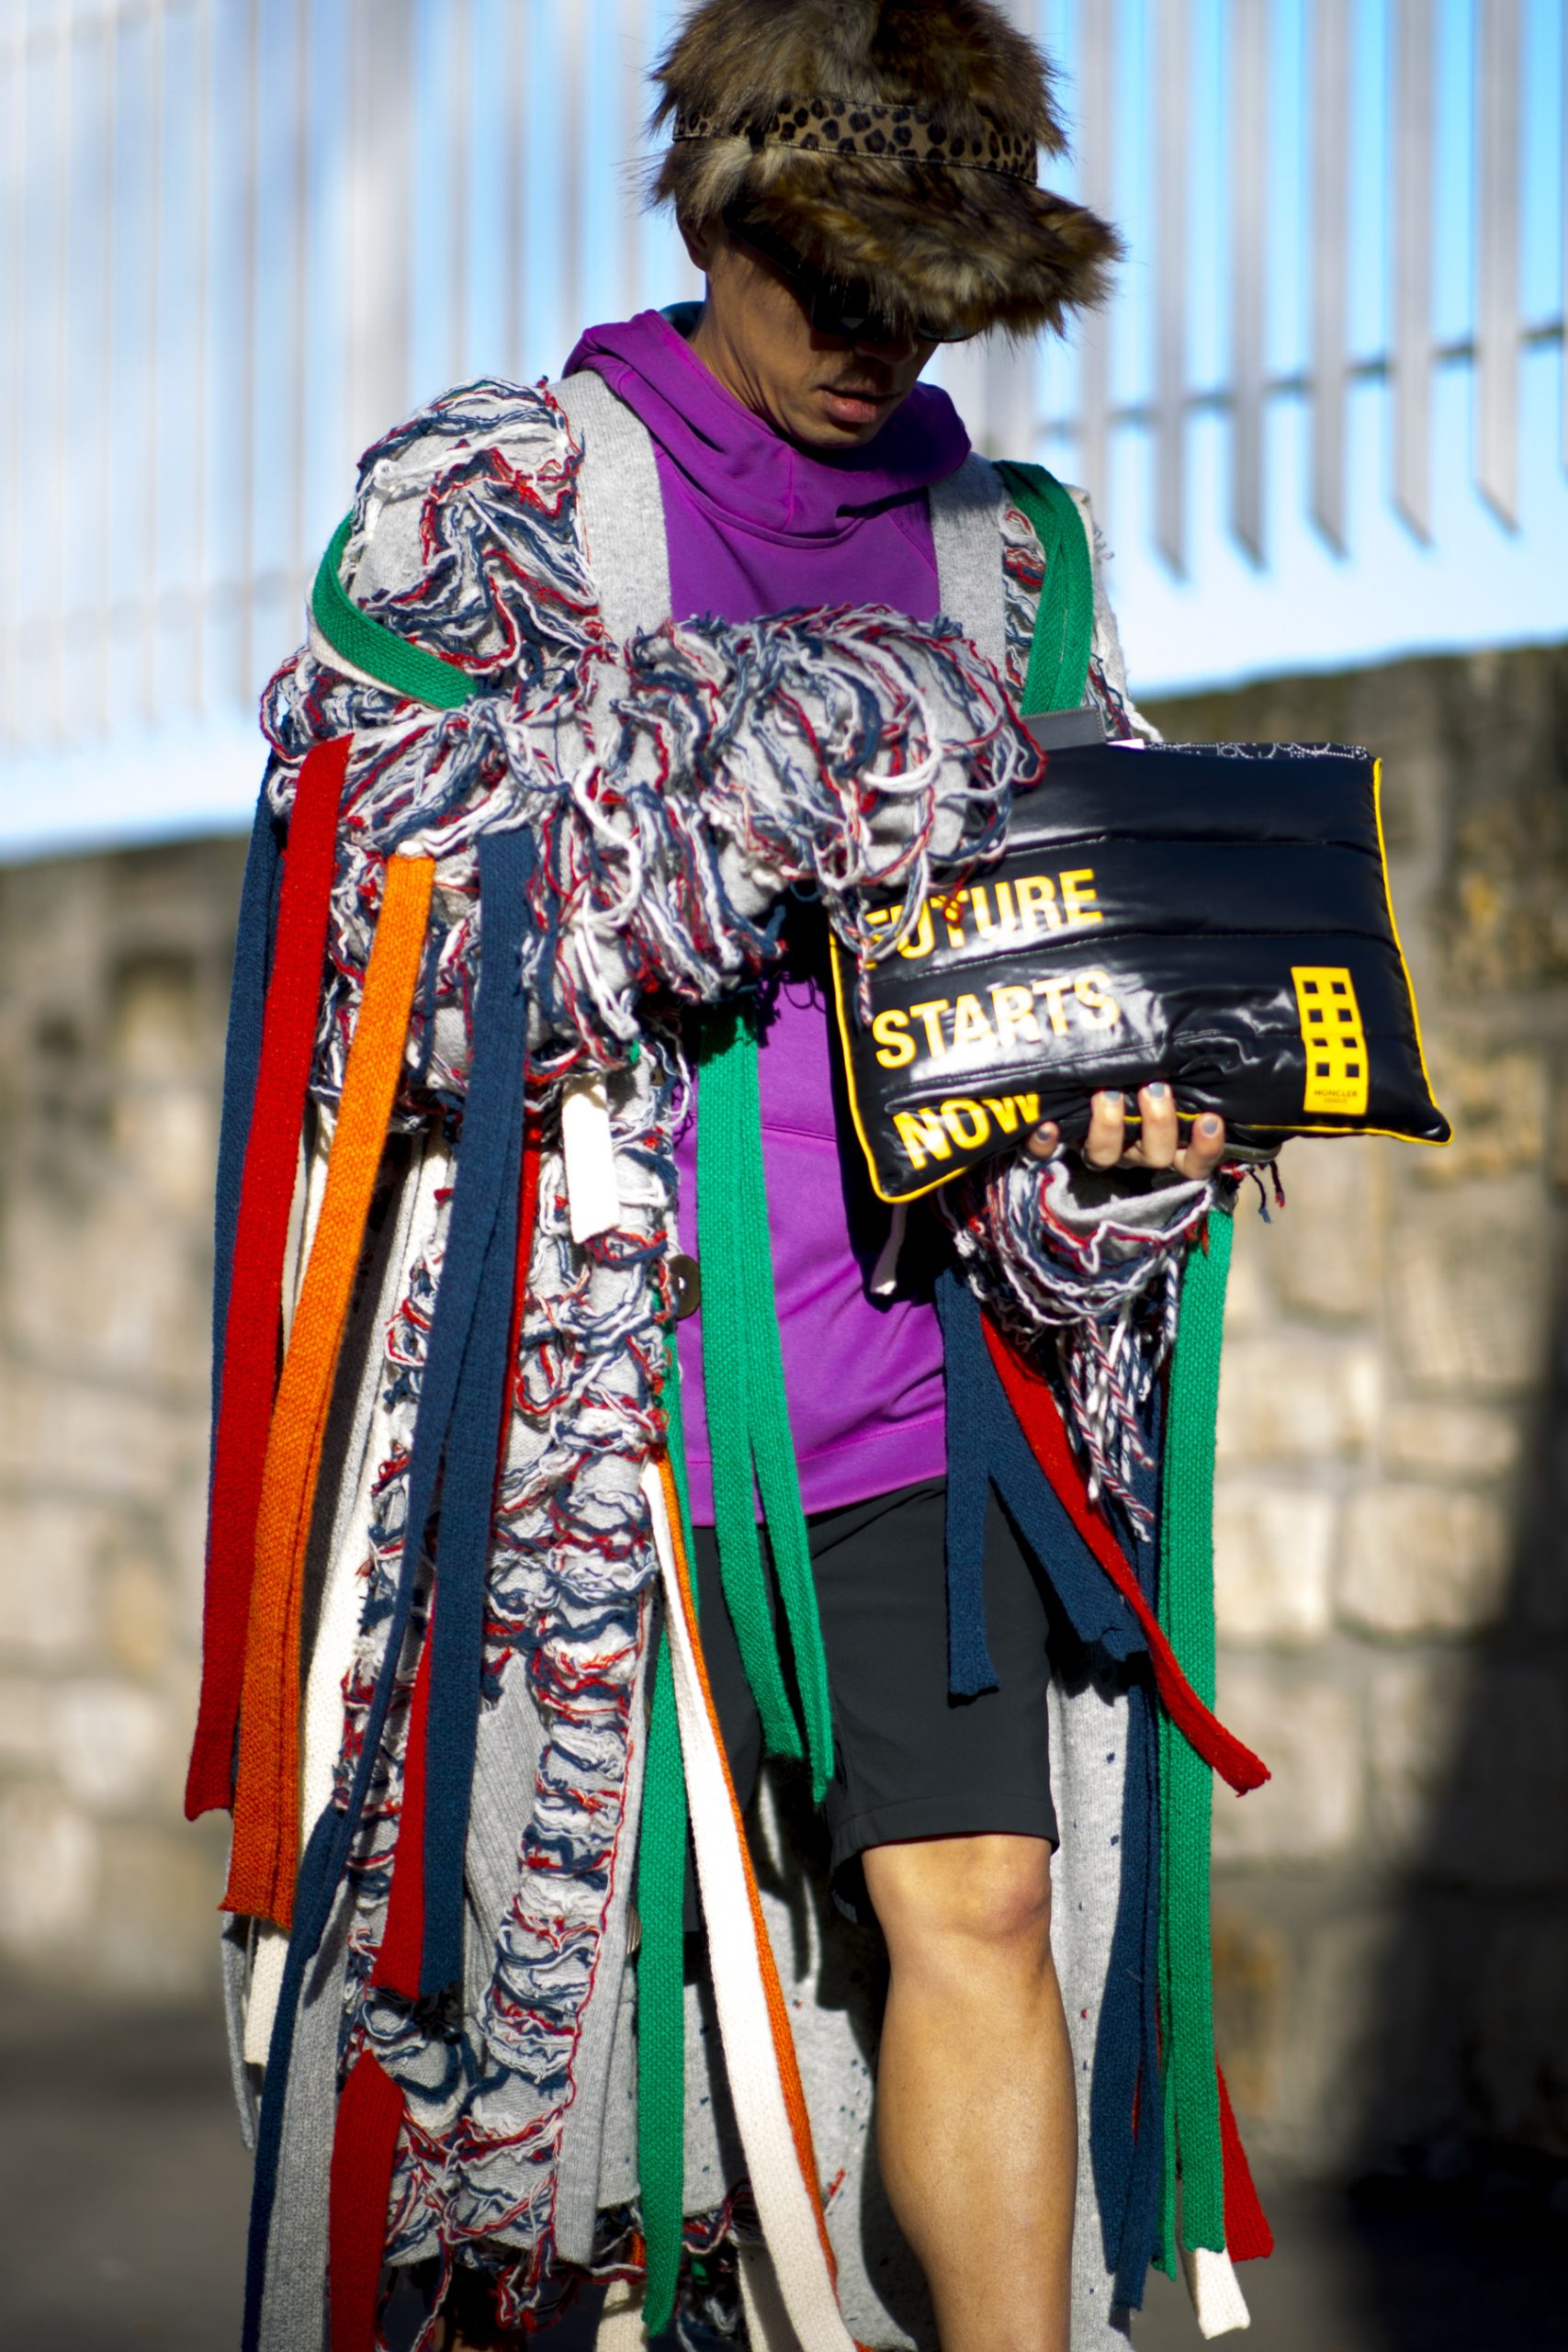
[672,96,1039,183]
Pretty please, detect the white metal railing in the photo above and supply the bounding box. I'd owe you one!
[0,0,1563,753]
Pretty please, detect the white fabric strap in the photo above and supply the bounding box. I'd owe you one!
[737,2239,805,2352]
[867,1203,908,1300]
[593,2277,647,2352]
[243,1922,289,2068]
[561,1072,621,1242]
[641,1463,857,2352]
[1183,2244,1252,2337]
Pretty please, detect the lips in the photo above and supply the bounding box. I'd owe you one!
[820,386,895,420]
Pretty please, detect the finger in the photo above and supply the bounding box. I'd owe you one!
[1025,1119,1061,1160]
[1083,1089,1126,1170]
[1175,1112,1226,1179]
[1137,1081,1179,1169]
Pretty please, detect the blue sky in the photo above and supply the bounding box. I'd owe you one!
[1,0,1563,860]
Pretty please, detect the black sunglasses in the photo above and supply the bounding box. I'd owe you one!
[721,202,975,347]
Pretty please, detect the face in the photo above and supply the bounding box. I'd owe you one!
[682,218,938,451]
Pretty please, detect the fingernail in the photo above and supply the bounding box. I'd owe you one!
[1145,1082,1170,1101]
[1201,1115,1222,1136]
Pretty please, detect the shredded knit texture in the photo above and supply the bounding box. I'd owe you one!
[262,384,1035,1119]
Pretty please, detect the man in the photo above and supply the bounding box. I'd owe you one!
[197,6,1258,2348]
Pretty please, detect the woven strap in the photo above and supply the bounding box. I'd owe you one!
[412,827,535,1994]
[994,459,1095,717]
[328,2049,406,2352]
[1157,1212,1231,2263]
[983,1315,1267,1796]
[696,1006,835,1802]
[223,852,435,1926]
[374,1116,544,1999]
[635,1347,706,2333]
[187,740,349,1819]
[311,513,480,709]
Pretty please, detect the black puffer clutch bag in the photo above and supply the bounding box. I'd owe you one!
[831,727,1450,1204]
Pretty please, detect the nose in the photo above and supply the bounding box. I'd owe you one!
[853,321,919,365]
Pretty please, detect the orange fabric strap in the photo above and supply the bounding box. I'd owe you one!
[224,854,435,1927]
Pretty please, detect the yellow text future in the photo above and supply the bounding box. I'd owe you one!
[868,868,1106,962]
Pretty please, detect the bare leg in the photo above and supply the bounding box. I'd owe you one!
[862,1832,1076,2352]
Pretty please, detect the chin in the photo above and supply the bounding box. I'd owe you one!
[793,409,887,451]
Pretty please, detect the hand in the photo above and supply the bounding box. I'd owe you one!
[1026,1084,1227,1179]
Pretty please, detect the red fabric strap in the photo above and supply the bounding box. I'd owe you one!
[186,738,351,1820]
[328,2049,405,2352]
[510,1114,542,1408]
[982,1317,1269,1797]
[1218,2064,1274,2261]
[372,1630,433,1997]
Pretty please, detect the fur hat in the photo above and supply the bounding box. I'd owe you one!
[648,0,1120,342]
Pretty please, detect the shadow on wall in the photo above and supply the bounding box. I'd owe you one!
[1146,641,1568,2348]
[0,834,246,1994]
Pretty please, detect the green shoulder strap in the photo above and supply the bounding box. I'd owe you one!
[310,512,479,711]
[1156,1212,1233,2269]
[993,460,1096,717]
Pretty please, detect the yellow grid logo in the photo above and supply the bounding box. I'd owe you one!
[1292,966,1370,1116]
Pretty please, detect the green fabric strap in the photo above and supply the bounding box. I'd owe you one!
[695,1011,801,1768]
[994,459,1095,717]
[636,1348,701,2335]
[1156,1210,1233,2265]
[697,1005,835,1804]
[310,512,479,711]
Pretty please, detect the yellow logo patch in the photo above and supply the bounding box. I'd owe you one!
[1292,967,1369,1116]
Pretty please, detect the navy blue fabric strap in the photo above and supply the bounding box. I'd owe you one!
[210,785,284,1456]
[419,825,534,1994]
[1088,1384,1165,2307]
[937,1268,1145,1679]
[1102,1676,1166,2307]
[243,1802,341,2352]
[242,827,535,2348]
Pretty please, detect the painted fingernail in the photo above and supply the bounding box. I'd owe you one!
[1145,1082,1170,1100]
[1201,1115,1222,1136]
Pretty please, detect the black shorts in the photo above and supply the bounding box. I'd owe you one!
[679,1477,1058,1933]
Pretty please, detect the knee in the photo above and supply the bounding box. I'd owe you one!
[863,1832,1055,1975]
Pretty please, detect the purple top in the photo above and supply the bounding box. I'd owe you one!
[565,309,970,1519]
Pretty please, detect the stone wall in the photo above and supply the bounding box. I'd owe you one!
[0,640,1563,2184]
[0,837,244,1992]
[1145,642,1568,2181]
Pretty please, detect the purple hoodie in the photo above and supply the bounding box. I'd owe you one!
[564,308,970,1519]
